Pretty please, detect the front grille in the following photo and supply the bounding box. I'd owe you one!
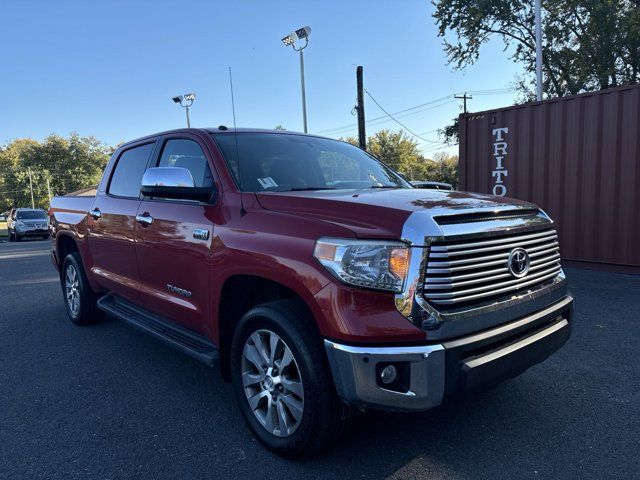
[424,229,561,307]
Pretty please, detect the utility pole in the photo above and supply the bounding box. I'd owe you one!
[356,66,366,150]
[454,92,473,114]
[27,167,35,208]
[46,177,52,204]
[535,0,543,101]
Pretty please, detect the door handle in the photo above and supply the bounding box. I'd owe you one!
[89,208,102,219]
[136,213,153,226]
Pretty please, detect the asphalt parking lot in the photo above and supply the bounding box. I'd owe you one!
[1,239,638,479]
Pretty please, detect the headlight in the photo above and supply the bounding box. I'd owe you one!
[16,221,26,230]
[314,238,410,293]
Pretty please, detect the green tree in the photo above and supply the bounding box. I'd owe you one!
[363,129,422,172]
[433,0,640,98]
[339,130,458,185]
[0,134,110,211]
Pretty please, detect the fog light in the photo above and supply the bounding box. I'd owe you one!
[380,365,398,385]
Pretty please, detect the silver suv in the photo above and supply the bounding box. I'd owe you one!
[7,208,50,241]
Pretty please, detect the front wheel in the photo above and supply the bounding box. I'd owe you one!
[230,300,344,458]
[61,252,102,325]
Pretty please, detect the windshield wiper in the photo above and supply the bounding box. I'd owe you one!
[370,185,401,189]
[289,187,337,191]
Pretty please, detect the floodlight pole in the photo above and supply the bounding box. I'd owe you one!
[185,104,191,128]
[179,98,194,128]
[293,38,309,133]
[173,95,194,127]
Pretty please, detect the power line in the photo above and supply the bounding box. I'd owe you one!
[317,95,453,135]
[321,103,454,138]
[363,89,442,144]
[317,88,516,137]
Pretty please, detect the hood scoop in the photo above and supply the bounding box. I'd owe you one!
[433,208,540,225]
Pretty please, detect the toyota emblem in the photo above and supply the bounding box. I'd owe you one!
[508,247,530,278]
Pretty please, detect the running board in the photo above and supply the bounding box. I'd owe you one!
[97,295,219,367]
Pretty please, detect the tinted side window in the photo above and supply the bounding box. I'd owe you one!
[108,143,154,198]
[158,139,213,188]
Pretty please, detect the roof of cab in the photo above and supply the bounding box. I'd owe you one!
[116,127,328,150]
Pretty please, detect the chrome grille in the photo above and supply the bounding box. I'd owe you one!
[424,229,561,306]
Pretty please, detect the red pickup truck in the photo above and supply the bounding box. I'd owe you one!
[50,128,573,457]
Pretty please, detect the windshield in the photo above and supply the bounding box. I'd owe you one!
[212,133,411,192]
[17,210,47,220]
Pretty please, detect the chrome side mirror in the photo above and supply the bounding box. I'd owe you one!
[141,167,213,202]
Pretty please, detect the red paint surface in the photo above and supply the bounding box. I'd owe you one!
[50,128,529,348]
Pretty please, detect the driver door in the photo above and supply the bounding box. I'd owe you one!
[134,135,217,335]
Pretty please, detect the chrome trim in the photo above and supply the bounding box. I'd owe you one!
[325,292,573,411]
[193,228,210,240]
[135,214,153,226]
[141,167,195,188]
[425,258,560,289]
[324,340,445,412]
[428,234,556,258]
[426,241,557,268]
[394,207,567,340]
[429,229,556,253]
[425,266,561,304]
[424,227,560,305]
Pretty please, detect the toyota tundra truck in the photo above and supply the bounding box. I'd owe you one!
[49,128,573,457]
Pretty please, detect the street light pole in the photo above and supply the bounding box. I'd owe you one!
[172,93,195,127]
[298,46,308,133]
[282,26,311,133]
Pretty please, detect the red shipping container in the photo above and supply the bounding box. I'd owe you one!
[458,84,640,271]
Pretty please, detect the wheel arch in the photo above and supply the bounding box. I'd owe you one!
[216,274,322,380]
[56,233,80,269]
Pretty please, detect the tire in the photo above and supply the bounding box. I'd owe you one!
[8,231,14,241]
[231,300,344,458]
[15,234,22,242]
[61,252,102,325]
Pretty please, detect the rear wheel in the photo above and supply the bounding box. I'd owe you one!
[61,252,102,325]
[231,300,343,458]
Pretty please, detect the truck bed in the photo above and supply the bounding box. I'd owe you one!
[49,192,95,233]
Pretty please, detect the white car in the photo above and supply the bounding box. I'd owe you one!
[7,208,50,241]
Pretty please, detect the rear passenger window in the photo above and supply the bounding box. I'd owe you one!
[109,143,154,198]
[158,139,213,188]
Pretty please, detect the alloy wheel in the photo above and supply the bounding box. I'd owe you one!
[241,329,305,437]
[65,264,80,316]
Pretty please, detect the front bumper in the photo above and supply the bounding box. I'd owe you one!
[325,295,573,412]
[16,228,49,237]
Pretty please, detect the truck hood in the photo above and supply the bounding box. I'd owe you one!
[256,188,536,240]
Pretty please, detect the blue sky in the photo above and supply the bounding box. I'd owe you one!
[0,0,521,156]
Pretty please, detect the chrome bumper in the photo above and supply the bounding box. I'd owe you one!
[325,295,573,412]
[324,341,445,412]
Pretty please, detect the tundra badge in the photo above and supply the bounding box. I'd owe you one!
[193,229,210,240]
[166,284,192,298]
